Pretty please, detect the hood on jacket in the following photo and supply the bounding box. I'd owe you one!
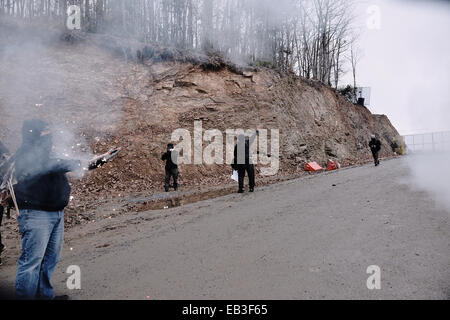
[21,119,53,157]
[22,119,50,144]
[14,119,53,179]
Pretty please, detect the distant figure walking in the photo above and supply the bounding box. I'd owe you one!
[162,143,179,192]
[369,134,382,166]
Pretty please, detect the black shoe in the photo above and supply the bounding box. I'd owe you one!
[238,189,244,193]
[249,188,254,192]
[53,295,70,301]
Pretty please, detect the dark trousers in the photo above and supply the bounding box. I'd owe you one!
[238,164,255,191]
[371,150,379,165]
[165,168,179,191]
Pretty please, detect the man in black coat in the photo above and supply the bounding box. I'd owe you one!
[0,119,119,299]
[0,119,83,299]
[232,131,258,193]
[162,143,179,192]
[369,134,382,166]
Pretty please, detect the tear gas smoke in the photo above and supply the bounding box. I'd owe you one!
[0,19,123,179]
[404,152,450,212]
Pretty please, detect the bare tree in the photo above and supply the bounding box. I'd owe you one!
[0,0,360,89]
[348,41,362,102]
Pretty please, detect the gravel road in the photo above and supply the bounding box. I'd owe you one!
[0,157,449,299]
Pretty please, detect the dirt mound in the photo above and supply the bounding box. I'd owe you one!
[0,24,401,222]
[101,60,399,183]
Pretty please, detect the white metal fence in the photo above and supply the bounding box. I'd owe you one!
[403,131,450,153]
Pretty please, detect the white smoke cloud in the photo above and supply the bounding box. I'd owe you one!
[0,19,122,179]
[348,0,450,135]
[404,152,450,211]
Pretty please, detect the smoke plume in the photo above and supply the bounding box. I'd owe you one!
[0,18,123,178]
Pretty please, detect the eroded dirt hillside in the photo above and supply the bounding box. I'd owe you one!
[104,59,400,190]
[0,21,400,221]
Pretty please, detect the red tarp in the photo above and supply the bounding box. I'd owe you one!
[304,162,323,172]
[326,159,339,171]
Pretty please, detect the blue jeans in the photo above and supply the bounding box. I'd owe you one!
[16,209,64,300]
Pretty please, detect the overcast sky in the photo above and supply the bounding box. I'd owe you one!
[344,0,450,135]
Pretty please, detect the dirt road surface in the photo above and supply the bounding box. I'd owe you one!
[0,158,449,299]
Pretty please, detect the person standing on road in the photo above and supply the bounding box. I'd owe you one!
[162,143,179,192]
[369,134,382,166]
[232,130,259,193]
[0,119,82,299]
[0,119,120,299]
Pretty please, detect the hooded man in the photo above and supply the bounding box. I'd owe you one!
[161,143,179,192]
[0,119,118,300]
[0,119,83,299]
[232,131,259,193]
[369,134,382,166]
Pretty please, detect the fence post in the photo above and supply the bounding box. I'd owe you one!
[432,133,435,152]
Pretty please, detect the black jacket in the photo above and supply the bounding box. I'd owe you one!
[12,119,81,212]
[233,140,252,168]
[162,151,178,170]
[14,158,80,212]
[369,138,381,153]
[232,133,259,169]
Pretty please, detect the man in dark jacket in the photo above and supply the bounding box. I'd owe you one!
[161,143,178,192]
[2,119,83,299]
[369,134,382,166]
[0,119,118,299]
[232,131,258,193]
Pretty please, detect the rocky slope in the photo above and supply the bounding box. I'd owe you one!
[0,21,401,221]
